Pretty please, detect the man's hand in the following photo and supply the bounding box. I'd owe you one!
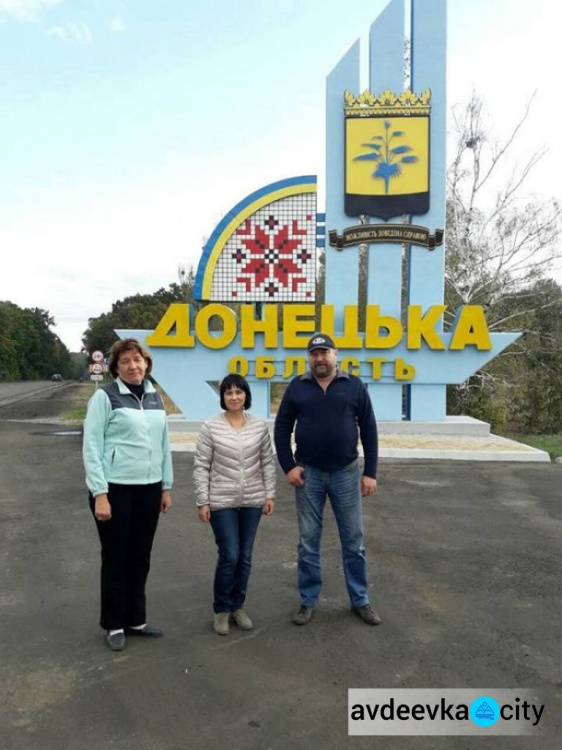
[361,476,377,497]
[160,490,172,513]
[286,466,305,487]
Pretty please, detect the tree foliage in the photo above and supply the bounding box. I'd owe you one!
[446,94,562,431]
[446,94,561,329]
[511,279,562,433]
[0,301,74,381]
[81,282,193,356]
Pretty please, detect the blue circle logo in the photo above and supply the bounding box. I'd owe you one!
[470,696,500,727]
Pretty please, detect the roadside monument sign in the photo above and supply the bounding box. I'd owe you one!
[116,0,520,422]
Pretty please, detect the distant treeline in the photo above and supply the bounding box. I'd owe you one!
[81,282,193,357]
[0,301,75,381]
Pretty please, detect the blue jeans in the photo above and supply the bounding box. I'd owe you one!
[210,507,262,614]
[295,462,369,609]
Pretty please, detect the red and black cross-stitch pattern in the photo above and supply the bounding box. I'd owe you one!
[234,217,310,295]
[210,193,317,302]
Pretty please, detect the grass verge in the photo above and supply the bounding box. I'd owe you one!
[503,433,562,461]
[61,383,96,421]
[60,380,182,420]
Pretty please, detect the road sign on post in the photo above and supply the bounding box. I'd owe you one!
[90,351,105,390]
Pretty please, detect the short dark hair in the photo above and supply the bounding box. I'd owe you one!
[108,338,153,379]
[219,373,252,410]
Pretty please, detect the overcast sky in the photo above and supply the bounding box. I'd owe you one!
[1,0,560,351]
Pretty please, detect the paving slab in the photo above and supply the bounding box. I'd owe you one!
[169,429,551,462]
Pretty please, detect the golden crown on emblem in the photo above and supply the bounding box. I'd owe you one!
[344,88,431,117]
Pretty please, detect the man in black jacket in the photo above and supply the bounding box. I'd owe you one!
[274,333,381,626]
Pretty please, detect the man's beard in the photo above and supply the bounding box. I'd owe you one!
[312,362,334,378]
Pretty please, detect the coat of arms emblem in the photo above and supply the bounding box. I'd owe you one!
[344,88,431,221]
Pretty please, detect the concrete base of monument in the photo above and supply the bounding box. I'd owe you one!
[167,416,551,462]
[373,433,550,462]
[379,415,491,435]
[167,414,489,434]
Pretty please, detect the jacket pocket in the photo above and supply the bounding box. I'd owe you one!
[110,445,149,479]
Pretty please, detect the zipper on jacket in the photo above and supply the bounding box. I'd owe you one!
[129,393,144,410]
[139,392,153,483]
[128,391,153,483]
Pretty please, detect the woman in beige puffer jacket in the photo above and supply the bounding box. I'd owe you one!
[194,374,275,635]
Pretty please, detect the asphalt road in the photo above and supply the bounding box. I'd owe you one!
[0,380,73,416]
[0,381,56,401]
[0,388,561,749]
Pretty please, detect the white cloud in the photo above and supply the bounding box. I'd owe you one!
[46,21,92,43]
[0,0,61,22]
[45,23,64,38]
[109,15,126,33]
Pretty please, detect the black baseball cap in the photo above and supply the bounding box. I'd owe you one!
[307,333,336,352]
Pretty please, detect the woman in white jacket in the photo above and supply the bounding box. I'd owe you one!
[194,374,275,635]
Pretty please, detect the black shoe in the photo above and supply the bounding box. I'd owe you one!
[292,606,315,626]
[125,624,164,637]
[106,631,126,651]
[353,604,382,625]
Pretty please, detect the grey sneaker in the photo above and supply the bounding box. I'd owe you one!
[231,609,253,630]
[106,631,126,651]
[292,605,315,626]
[213,612,230,635]
[353,604,382,625]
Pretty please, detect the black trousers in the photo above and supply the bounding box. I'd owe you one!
[89,482,162,631]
